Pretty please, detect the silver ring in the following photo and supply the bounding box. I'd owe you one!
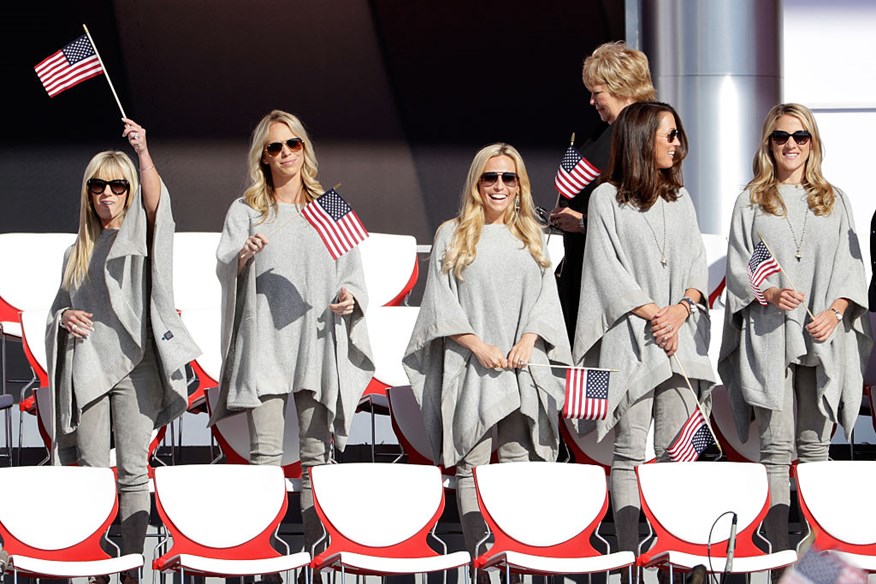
[667,324,673,332]
[131,133,139,140]
[518,360,525,366]
[71,324,77,331]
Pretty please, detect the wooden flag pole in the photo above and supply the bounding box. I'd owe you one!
[81,25,127,119]
[671,354,723,457]
[526,363,618,373]
[756,232,816,320]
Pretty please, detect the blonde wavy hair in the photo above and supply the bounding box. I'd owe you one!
[244,110,323,223]
[441,143,549,279]
[746,103,834,216]
[63,151,138,291]
[583,41,656,102]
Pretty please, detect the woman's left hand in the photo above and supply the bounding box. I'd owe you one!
[329,287,355,316]
[122,118,147,155]
[806,309,841,342]
[650,304,687,350]
[507,333,537,369]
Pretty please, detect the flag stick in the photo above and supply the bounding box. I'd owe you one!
[82,24,127,119]
[546,132,576,269]
[525,363,618,373]
[756,232,817,320]
[265,183,342,239]
[671,354,723,457]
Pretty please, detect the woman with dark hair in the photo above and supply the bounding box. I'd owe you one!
[573,102,715,561]
[213,110,374,567]
[46,119,200,583]
[404,143,571,562]
[719,103,871,556]
[550,41,656,341]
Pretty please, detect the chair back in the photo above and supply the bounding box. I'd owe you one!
[172,232,222,313]
[153,464,289,561]
[473,462,608,560]
[386,385,437,466]
[795,461,876,554]
[701,233,727,309]
[0,466,118,562]
[358,233,418,307]
[637,462,770,562]
[311,463,446,560]
[560,418,655,472]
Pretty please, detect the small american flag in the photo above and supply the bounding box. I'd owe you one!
[301,188,369,260]
[781,546,867,584]
[562,368,610,420]
[748,240,781,306]
[554,146,600,200]
[667,408,714,462]
[34,35,104,98]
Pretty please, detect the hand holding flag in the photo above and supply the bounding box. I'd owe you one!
[301,188,369,260]
[747,240,781,306]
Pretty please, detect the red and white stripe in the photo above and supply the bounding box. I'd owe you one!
[34,48,103,98]
[554,157,600,200]
[302,204,368,260]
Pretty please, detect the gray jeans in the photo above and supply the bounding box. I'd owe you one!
[455,409,538,557]
[610,373,698,554]
[77,340,163,556]
[247,390,331,553]
[754,364,832,507]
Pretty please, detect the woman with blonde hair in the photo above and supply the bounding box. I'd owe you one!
[719,103,872,556]
[46,119,200,583]
[550,41,656,341]
[404,143,571,561]
[213,110,374,567]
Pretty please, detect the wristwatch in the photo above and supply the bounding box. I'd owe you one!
[578,215,586,232]
[830,307,843,321]
[679,296,697,315]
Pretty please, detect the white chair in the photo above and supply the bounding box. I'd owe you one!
[795,460,876,571]
[385,385,438,466]
[311,463,470,579]
[0,466,144,581]
[152,464,310,580]
[545,233,565,269]
[560,418,655,472]
[172,232,222,313]
[358,232,419,307]
[473,462,636,580]
[701,233,728,309]
[637,462,797,579]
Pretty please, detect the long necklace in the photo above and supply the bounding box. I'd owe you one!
[784,206,810,261]
[641,198,668,266]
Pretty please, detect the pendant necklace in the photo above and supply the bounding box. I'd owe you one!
[642,198,668,266]
[784,205,810,261]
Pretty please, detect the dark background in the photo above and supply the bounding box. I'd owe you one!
[2,1,624,241]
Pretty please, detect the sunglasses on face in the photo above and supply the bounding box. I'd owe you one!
[659,129,680,143]
[480,172,519,187]
[87,178,130,195]
[264,138,304,156]
[770,130,811,146]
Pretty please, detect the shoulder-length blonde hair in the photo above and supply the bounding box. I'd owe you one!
[441,143,549,279]
[746,103,834,216]
[243,110,323,223]
[62,151,138,291]
[604,101,687,209]
[582,41,656,102]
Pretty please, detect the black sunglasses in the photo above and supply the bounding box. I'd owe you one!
[480,172,519,187]
[87,178,130,195]
[264,138,304,156]
[770,130,811,146]
[659,129,680,143]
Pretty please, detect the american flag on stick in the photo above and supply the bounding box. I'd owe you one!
[562,367,610,420]
[554,146,600,200]
[667,408,715,462]
[34,35,104,98]
[301,188,369,260]
[748,240,781,306]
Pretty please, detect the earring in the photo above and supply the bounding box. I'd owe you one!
[515,197,520,212]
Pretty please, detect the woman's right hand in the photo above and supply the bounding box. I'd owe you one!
[238,233,269,273]
[450,333,508,370]
[62,309,94,339]
[763,287,804,311]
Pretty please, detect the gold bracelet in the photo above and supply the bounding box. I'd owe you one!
[140,164,156,172]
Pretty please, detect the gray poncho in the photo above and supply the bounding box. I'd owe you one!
[718,185,872,441]
[572,183,716,441]
[403,221,572,468]
[212,199,374,451]
[46,183,201,440]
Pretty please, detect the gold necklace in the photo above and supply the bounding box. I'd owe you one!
[784,205,810,261]
[641,198,668,266]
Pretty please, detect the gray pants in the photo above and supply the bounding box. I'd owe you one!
[455,409,537,557]
[247,390,331,553]
[610,374,698,554]
[77,341,163,557]
[754,364,831,550]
